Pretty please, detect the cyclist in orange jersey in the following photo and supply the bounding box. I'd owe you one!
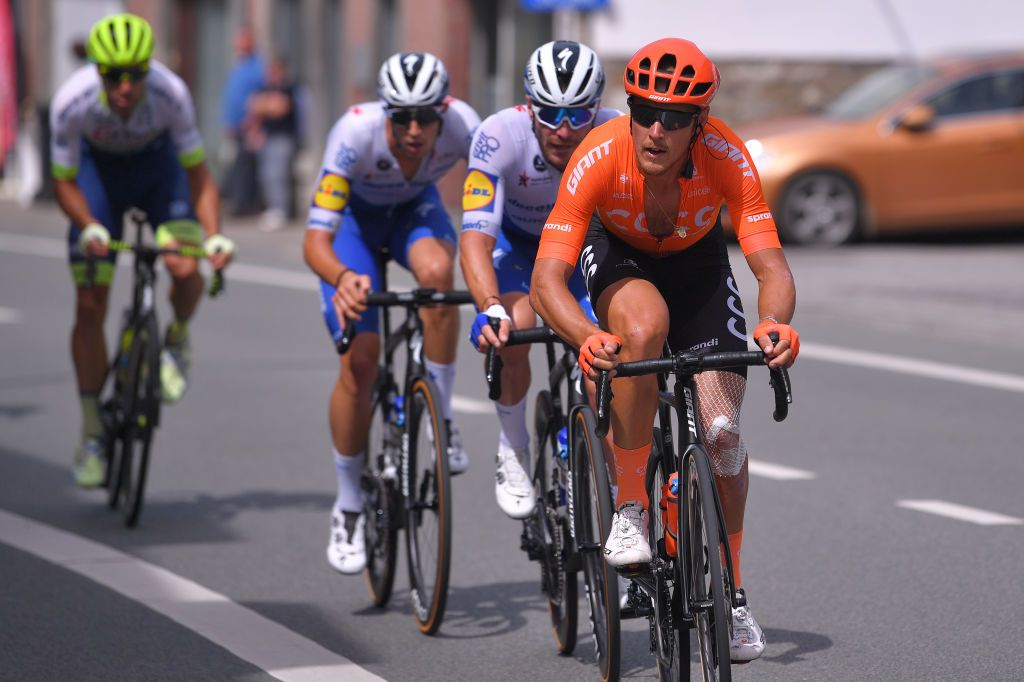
[531,37,800,663]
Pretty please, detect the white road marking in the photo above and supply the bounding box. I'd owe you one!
[0,306,22,323]
[452,395,493,415]
[6,233,1024,395]
[747,458,816,480]
[897,500,1023,526]
[800,342,1024,394]
[0,509,385,682]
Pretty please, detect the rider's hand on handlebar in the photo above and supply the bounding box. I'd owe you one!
[77,222,111,257]
[470,304,511,352]
[753,319,800,368]
[203,234,236,270]
[331,269,372,326]
[579,330,622,380]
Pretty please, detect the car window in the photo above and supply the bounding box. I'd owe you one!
[927,70,1024,118]
[825,65,935,120]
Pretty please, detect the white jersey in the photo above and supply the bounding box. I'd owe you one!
[461,105,622,242]
[307,99,480,233]
[49,61,205,179]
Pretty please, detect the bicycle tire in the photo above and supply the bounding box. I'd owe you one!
[362,370,399,607]
[683,446,731,682]
[651,441,690,682]
[534,390,577,654]
[404,374,452,635]
[571,405,620,681]
[106,315,136,508]
[121,314,160,528]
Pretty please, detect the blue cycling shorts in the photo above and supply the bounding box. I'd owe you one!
[66,132,198,269]
[493,228,596,323]
[319,185,457,343]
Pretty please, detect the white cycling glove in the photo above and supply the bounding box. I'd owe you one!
[203,234,237,258]
[76,223,110,253]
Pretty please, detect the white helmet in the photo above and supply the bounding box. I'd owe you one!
[377,51,449,107]
[524,40,605,107]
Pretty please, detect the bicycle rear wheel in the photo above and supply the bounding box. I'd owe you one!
[115,314,160,528]
[362,370,399,607]
[534,390,577,654]
[683,446,731,681]
[571,406,620,681]
[404,374,452,635]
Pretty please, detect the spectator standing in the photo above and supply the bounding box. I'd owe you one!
[248,55,299,232]
[221,26,264,216]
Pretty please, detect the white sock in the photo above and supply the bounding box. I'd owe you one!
[333,449,365,513]
[424,359,456,421]
[496,395,530,452]
[80,392,103,441]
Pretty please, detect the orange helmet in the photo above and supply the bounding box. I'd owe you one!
[624,38,720,108]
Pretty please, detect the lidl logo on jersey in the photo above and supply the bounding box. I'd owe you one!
[462,170,497,212]
[313,172,350,212]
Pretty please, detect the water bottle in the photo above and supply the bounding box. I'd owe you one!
[659,472,680,557]
[556,427,568,460]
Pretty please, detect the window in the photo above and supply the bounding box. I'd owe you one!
[927,69,1024,118]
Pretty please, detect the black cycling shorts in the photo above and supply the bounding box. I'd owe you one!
[580,218,750,374]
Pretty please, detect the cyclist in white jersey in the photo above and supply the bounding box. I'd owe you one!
[303,52,481,575]
[51,14,235,488]
[460,41,621,519]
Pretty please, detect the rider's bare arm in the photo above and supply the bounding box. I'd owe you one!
[54,178,99,231]
[530,257,601,349]
[185,162,221,238]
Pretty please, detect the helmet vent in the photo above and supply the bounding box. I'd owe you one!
[638,57,651,71]
[654,76,671,93]
[681,65,695,78]
[638,73,649,89]
[656,54,676,75]
[691,81,713,97]
[626,68,636,85]
[673,80,689,96]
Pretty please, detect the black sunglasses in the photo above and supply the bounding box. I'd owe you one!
[629,102,699,131]
[388,107,444,127]
[99,66,149,84]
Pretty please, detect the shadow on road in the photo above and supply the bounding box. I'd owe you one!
[760,626,833,664]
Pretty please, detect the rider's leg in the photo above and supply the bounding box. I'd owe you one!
[406,235,458,410]
[494,293,534,446]
[596,276,667,510]
[71,282,111,439]
[329,332,381,481]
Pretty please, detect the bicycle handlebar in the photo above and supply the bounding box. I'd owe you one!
[483,324,564,400]
[594,333,792,438]
[335,288,475,355]
[82,241,225,297]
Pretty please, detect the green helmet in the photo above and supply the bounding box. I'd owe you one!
[86,13,154,68]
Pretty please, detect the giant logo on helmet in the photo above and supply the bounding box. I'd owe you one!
[313,172,350,212]
[462,170,497,212]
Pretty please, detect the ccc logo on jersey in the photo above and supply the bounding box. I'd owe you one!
[313,172,350,212]
[462,170,497,213]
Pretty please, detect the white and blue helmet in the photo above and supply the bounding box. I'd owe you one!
[524,40,605,107]
[377,51,449,107]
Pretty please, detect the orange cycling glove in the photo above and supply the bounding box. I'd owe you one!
[579,331,622,376]
[752,320,800,360]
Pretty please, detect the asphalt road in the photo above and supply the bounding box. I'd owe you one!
[2,201,1023,681]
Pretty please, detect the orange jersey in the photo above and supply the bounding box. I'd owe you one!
[537,115,781,265]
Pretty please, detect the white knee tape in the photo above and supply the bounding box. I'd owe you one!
[707,415,746,477]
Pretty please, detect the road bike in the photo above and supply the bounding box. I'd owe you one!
[485,325,620,680]
[85,210,223,527]
[594,341,791,681]
[335,254,473,635]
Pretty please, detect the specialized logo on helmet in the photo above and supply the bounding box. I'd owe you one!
[557,47,575,72]
[566,139,613,196]
[463,170,497,212]
[402,53,421,77]
[313,172,350,212]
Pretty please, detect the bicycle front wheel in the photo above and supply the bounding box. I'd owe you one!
[362,370,399,607]
[651,445,690,682]
[571,406,620,681]
[116,314,161,528]
[683,446,731,682]
[404,375,452,635]
[535,390,577,654]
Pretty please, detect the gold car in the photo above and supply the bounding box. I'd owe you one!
[737,53,1024,245]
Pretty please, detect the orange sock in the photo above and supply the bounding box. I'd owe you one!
[612,442,651,509]
[728,530,743,589]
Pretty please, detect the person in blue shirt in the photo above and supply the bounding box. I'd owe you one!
[221,26,265,216]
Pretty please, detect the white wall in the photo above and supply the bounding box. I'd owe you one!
[589,0,1024,62]
[51,0,124,92]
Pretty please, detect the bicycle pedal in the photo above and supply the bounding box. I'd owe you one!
[615,563,646,577]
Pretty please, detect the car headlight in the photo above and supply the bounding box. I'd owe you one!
[744,138,773,172]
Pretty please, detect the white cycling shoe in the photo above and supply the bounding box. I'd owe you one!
[447,421,470,475]
[326,509,366,575]
[730,588,766,662]
[603,502,652,568]
[494,443,535,519]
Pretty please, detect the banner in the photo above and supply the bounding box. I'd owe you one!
[0,0,16,166]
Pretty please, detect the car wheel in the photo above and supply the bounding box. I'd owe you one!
[778,171,862,245]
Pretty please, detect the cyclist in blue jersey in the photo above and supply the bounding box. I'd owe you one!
[51,13,235,488]
[460,41,620,519]
[303,52,481,575]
